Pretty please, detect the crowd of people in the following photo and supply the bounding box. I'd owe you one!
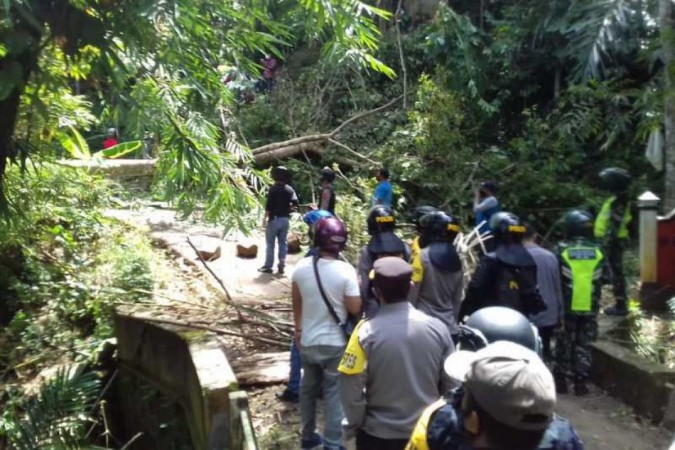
[258,164,634,450]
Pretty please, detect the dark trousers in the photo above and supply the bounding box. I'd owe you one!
[356,430,408,450]
[538,325,556,361]
[554,315,598,382]
[604,240,627,305]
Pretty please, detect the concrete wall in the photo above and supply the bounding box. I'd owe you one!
[591,340,675,426]
[114,314,257,449]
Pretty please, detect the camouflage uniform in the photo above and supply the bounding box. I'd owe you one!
[554,238,605,393]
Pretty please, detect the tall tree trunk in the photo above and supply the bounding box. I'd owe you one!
[661,0,675,212]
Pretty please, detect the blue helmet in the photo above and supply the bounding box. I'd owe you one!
[303,209,333,226]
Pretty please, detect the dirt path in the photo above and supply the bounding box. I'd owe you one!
[109,205,673,450]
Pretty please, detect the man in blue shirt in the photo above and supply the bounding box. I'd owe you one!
[372,167,393,208]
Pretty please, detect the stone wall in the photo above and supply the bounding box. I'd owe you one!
[114,313,257,449]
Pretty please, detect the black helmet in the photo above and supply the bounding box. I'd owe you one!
[561,209,594,239]
[271,165,290,183]
[489,211,526,245]
[599,167,631,194]
[412,206,439,233]
[320,167,336,183]
[367,205,396,235]
[458,306,540,354]
[420,211,461,244]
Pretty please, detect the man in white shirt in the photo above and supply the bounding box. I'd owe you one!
[292,217,362,450]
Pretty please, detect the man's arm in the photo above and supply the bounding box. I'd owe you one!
[460,257,496,319]
[473,196,498,213]
[292,282,302,345]
[338,323,368,433]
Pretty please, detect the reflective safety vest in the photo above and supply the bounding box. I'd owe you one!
[560,245,604,313]
[594,196,631,239]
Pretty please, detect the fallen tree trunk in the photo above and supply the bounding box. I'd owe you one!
[250,95,403,163]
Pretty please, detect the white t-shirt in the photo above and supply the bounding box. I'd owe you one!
[292,256,360,347]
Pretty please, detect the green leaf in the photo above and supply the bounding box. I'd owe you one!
[100,140,143,159]
[57,127,92,160]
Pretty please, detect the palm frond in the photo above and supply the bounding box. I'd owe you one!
[562,0,637,81]
[4,366,100,450]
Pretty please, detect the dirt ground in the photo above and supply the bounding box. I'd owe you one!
[110,206,674,450]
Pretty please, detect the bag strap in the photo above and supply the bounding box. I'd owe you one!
[312,255,343,327]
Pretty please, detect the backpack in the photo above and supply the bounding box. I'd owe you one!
[496,262,547,316]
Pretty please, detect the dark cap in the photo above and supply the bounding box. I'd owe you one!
[372,257,413,301]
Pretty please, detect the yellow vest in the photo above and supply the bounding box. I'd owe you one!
[593,196,631,239]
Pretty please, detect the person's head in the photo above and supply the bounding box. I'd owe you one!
[419,211,461,247]
[303,209,333,240]
[456,306,541,354]
[522,222,537,244]
[479,181,498,198]
[561,209,594,239]
[271,165,290,183]
[489,211,526,246]
[375,167,389,181]
[367,205,396,235]
[320,166,335,184]
[412,205,439,235]
[313,217,347,255]
[106,128,118,138]
[447,341,556,450]
[371,256,413,304]
[598,167,631,195]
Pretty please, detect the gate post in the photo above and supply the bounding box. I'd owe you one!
[637,191,660,283]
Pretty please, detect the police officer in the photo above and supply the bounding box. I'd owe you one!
[460,212,545,319]
[554,209,605,396]
[339,257,453,450]
[407,307,584,450]
[409,211,464,341]
[594,167,632,316]
[358,206,410,317]
[410,205,440,262]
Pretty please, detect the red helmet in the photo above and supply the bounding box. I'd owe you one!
[314,217,347,254]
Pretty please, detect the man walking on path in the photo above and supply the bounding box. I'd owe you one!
[372,167,393,207]
[523,223,563,360]
[292,217,362,450]
[259,166,298,275]
[339,257,454,450]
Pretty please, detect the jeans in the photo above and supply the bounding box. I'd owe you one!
[300,345,345,450]
[264,217,289,270]
[288,341,301,394]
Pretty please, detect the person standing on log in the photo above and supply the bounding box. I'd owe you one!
[259,166,298,275]
[339,257,453,450]
[554,210,605,397]
[319,166,337,215]
[292,217,362,450]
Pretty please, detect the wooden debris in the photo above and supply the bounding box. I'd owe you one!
[229,352,290,386]
[287,232,301,254]
[236,243,258,258]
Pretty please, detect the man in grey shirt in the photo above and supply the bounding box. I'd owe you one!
[339,257,454,450]
[523,224,563,360]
